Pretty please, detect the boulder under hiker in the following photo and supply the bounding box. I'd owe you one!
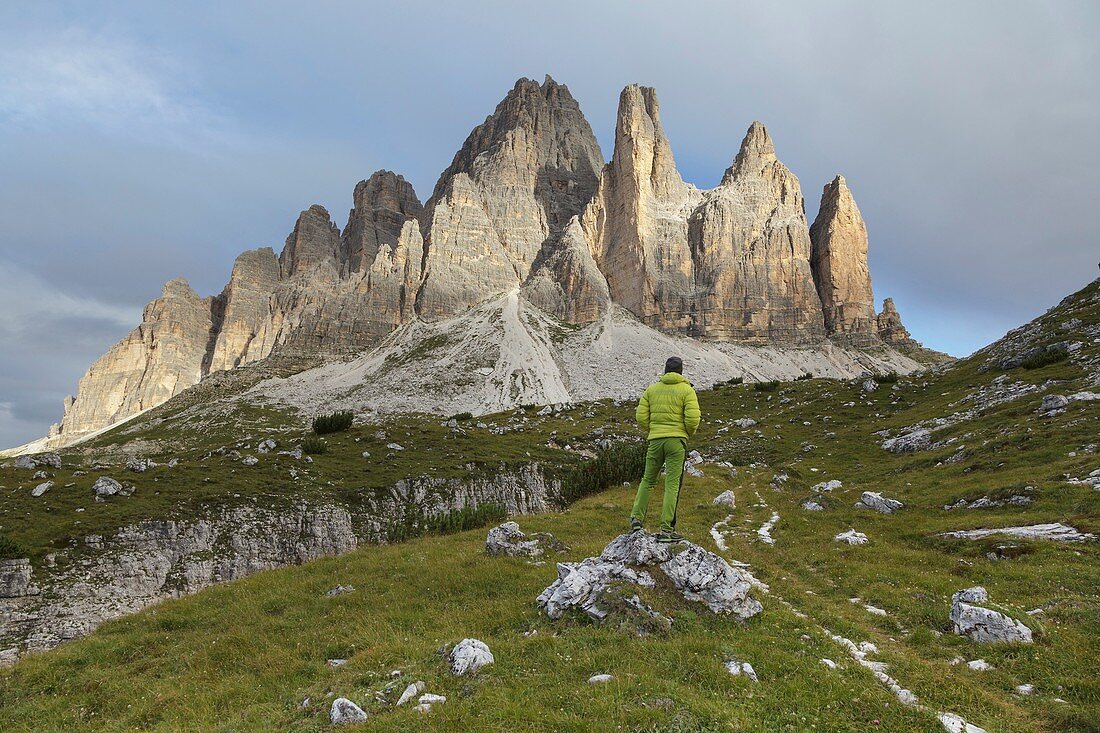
[629,356,701,543]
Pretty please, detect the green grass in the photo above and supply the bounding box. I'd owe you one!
[1,278,1099,731]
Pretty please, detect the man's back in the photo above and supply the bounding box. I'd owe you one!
[636,372,701,440]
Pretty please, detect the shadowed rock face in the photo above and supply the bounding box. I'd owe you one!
[418,75,605,318]
[46,76,927,446]
[810,175,877,343]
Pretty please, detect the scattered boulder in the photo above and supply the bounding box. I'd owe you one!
[966,659,992,671]
[419,693,446,705]
[733,418,757,428]
[32,470,48,480]
[1039,394,1069,415]
[126,457,154,473]
[241,455,259,466]
[257,439,277,454]
[939,523,1095,542]
[862,379,878,393]
[949,588,1032,644]
[330,697,368,725]
[485,522,566,558]
[587,674,614,684]
[92,476,132,501]
[724,659,758,682]
[882,429,932,454]
[855,491,903,514]
[1015,684,1034,696]
[661,545,762,617]
[386,443,405,451]
[325,585,355,597]
[31,481,53,497]
[13,455,36,469]
[450,638,494,675]
[835,529,868,545]
[36,453,62,469]
[801,499,824,511]
[712,490,736,508]
[396,680,426,705]
[812,479,842,492]
[684,450,704,478]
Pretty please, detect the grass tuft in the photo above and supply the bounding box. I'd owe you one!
[312,411,354,434]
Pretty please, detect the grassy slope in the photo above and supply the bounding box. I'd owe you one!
[2,281,1099,731]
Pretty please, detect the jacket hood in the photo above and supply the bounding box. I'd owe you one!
[659,372,688,385]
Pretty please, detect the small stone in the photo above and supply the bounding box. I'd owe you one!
[386,443,405,451]
[31,481,53,497]
[241,455,259,466]
[361,451,371,458]
[951,586,988,605]
[820,658,838,670]
[327,658,348,667]
[966,659,992,671]
[419,693,447,705]
[801,500,824,511]
[724,660,758,682]
[856,491,904,514]
[1040,394,1069,413]
[330,697,368,725]
[92,476,125,500]
[325,585,355,597]
[257,439,276,453]
[835,529,868,545]
[712,490,736,508]
[397,681,426,705]
[587,674,614,684]
[1015,683,1034,695]
[812,479,842,492]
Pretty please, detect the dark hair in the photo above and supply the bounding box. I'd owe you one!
[664,356,683,374]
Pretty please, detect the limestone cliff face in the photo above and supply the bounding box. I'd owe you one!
[877,298,917,345]
[584,85,701,332]
[45,76,930,446]
[418,76,605,317]
[58,279,217,434]
[809,175,877,342]
[689,122,825,343]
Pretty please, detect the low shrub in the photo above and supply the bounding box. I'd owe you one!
[312,411,353,434]
[385,502,507,543]
[718,377,744,387]
[558,441,647,506]
[452,412,474,421]
[796,373,813,381]
[0,534,27,560]
[1020,346,1069,370]
[301,436,328,455]
[754,381,780,392]
[877,371,900,383]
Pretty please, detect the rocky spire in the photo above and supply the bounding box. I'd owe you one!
[689,121,825,343]
[207,248,281,372]
[418,76,605,318]
[809,175,877,342]
[877,298,917,345]
[583,84,701,331]
[279,205,341,278]
[342,171,423,274]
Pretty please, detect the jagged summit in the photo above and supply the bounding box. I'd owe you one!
[36,75,932,449]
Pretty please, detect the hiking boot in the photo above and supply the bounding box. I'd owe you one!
[629,518,644,533]
[656,531,686,544]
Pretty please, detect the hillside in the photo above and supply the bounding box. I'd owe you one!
[1,278,1097,731]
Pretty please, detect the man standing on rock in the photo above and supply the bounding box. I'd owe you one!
[629,356,701,543]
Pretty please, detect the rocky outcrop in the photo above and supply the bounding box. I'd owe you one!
[810,175,877,342]
[690,122,825,343]
[341,170,424,275]
[207,247,281,372]
[584,84,701,332]
[877,298,917,346]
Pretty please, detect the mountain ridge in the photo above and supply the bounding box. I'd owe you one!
[30,75,934,452]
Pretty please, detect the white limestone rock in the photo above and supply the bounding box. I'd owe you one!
[31,481,54,497]
[724,659,758,682]
[396,680,426,706]
[856,491,903,514]
[712,490,736,508]
[812,479,842,492]
[587,674,614,684]
[660,544,762,619]
[536,557,656,621]
[950,602,1032,644]
[952,586,988,605]
[450,638,494,675]
[92,476,131,501]
[330,697,368,725]
[882,429,932,454]
[940,523,1095,542]
[835,529,868,545]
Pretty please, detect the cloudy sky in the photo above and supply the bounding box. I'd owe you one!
[1,1,1098,448]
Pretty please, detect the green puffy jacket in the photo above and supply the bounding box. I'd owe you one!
[636,372,701,440]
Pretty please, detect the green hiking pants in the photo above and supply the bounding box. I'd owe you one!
[630,437,687,533]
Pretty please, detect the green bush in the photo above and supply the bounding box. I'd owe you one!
[558,441,647,506]
[754,380,780,392]
[385,502,507,543]
[452,412,474,421]
[876,371,900,383]
[1020,346,1069,370]
[0,534,27,560]
[718,376,744,387]
[796,373,813,381]
[312,411,353,434]
[301,436,328,455]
